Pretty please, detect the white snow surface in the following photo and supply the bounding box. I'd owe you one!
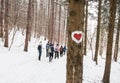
[0,37,66,83]
[0,31,120,83]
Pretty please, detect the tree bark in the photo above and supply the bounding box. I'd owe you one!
[113,14,120,62]
[66,0,85,83]
[24,0,33,51]
[34,0,37,38]
[94,0,102,65]
[50,0,54,43]
[84,1,88,55]
[0,0,4,38]
[4,0,9,47]
[103,0,117,82]
[58,4,61,44]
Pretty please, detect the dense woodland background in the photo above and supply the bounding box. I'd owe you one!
[0,0,120,83]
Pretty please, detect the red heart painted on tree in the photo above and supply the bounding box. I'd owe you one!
[71,31,83,43]
[74,34,82,41]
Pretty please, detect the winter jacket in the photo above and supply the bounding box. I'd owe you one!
[46,43,49,50]
[38,45,42,53]
[63,46,66,52]
[55,46,59,52]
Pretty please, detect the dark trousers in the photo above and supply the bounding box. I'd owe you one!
[46,49,49,57]
[60,51,63,57]
[49,53,53,62]
[55,51,59,59]
[63,51,66,55]
[38,52,42,60]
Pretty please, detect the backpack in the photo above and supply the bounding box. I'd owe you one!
[48,47,51,53]
[46,44,49,50]
[38,45,42,51]
[60,47,63,52]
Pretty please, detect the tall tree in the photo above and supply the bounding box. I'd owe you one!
[33,0,38,37]
[66,0,85,83]
[84,0,88,55]
[50,0,55,43]
[113,6,120,62]
[103,0,117,82]
[47,0,51,41]
[24,0,33,51]
[13,0,21,28]
[4,0,9,47]
[58,4,61,44]
[0,0,4,38]
[99,0,110,56]
[94,0,102,65]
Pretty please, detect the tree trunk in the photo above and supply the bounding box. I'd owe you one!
[34,0,37,38]
[47,0,51,41]
[66,0,85,83]
[4,0,9,47]
[94,0,102,65]
[99,28,105,56]
[24,0,33,51]
[103,0,117,83]
[0,0,4,38]
[84,1,88,55]
[50,0,54,43]
[58,4,61,44]
[113,14,120,62]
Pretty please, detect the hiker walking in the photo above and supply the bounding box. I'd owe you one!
[60,45,63,57]
[46,42,50,57]
[38,42,42,61]
[48,43,54,62]
[63,45,67,55]
[54,44,59,59]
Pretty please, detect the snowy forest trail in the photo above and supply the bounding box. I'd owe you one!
[0,46,66,83]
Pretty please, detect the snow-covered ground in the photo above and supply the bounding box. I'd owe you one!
[83,52,120,83]
[0,39,66,83]
[0,31,120,83]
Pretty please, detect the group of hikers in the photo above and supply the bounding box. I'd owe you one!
[37,41,67,62]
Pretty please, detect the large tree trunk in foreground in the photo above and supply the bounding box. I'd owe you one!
[66,0,85,83]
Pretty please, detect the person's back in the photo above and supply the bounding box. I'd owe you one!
[51,45,54,53]
[63,46,66,51]
[55,45,59,52]
[60,46,63,57]
[46,42,50,57]
[48,46,52,53]
[63,46,66,55]
[60,46,63,52]
[55,44,59,59]
[38,44,42,60]
[46,43,49,50]
[38,45,42,52]
[49,44,54,62]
